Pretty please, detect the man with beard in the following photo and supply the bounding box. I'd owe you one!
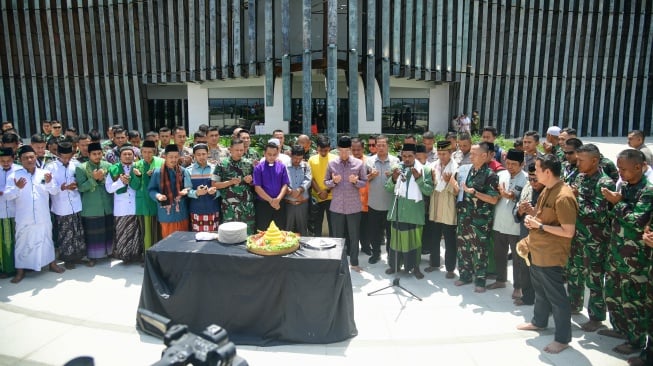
[5,146,64,283]
[148,145,191,238]
[130,140,164,250]
[384,143,433,279]
[106,145,143,262]
[46,141,86,269]
[75,143,113,266]
[425,141,459,277]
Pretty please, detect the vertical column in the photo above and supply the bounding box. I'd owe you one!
[128,0,143,129]
[424,1,433,81]
[327,0,338,145]
[365,0,376,120]
[264,0,274,106]
[392,0,401,75]
[414,0,423,80]
[199,0,207,80]
[56,0,74,123]
[209,0,217,80]
[1,5,18,123]
[381,0,390,106]
[35,2,51,120]
[178,1,186,82]
[348,0,358,136]
[23,1,40,130]
[189,0,196,81]
[248,0,257,77]
[167,0,177,82]
[233,0,242,78]
[107,1,123,124]
[404,0,413,78]
[221,0,229,78]
[117,2,133,128]
[302,0,312,134]
[282,0,291,121]
[88,0,103,129]
[157,0,168,82]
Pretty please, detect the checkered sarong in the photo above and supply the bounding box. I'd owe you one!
[191,213,219,232]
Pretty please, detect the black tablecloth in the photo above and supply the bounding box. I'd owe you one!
[137,231,357,346]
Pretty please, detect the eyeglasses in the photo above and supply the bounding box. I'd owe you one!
[528,177,538,182]
[368,144,376,147]
[564,151,575,155]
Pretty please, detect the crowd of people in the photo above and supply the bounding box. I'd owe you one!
[0,119,651,364]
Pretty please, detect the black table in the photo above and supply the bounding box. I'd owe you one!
[138,231,358,346]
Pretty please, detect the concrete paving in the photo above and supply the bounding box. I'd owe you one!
[0,137,635,366]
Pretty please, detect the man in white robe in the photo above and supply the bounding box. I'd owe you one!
[5,145,65,283]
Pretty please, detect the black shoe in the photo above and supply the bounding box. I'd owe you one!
[361,248,372,256]
[368,255,380,264]
[421,249,430,255]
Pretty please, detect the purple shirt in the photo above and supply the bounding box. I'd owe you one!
[325,156,367,214]
[253,160,290,200]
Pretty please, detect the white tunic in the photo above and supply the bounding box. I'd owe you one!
[46,160,82,215]
[4,167,58,271]
[0,164,20,218]
[105,165,137,216]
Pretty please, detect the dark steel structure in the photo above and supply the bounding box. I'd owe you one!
[1,0,651,138]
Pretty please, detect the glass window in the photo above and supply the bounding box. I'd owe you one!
[208,98,264,129]
[382,98,429,133]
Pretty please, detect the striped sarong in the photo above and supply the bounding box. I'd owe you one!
[55,213,86,262]
[0,217,15,275]
[139,215,161,251]
[114,215,143,262]
[83,215,113,259]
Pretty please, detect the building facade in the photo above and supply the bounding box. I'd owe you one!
[1,0,651,141]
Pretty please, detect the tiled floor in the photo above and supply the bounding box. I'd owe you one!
[0,138,634,366]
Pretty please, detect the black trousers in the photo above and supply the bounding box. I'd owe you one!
[493,231,526,286]
[530,264,572,344]
[359,211,371,254]
[367,207,391,257]
[428,222,457,271]
[331,212,361,266]
[310,199,332,237]
[255,200,287,232]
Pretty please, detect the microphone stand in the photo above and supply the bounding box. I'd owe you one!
[367,169,422,301]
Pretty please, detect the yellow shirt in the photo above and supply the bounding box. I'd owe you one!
[308,153,334,202]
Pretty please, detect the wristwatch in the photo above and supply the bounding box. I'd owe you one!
[539,223,544,231]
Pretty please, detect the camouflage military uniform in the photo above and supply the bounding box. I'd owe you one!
[456,163,499,287]
[211,157,255,234]
[243,147,260,162]
[555,145,565,162]
[605,175,653,349]
[567,170,615,317]
[599,155,619,183]
[561,161,579,185]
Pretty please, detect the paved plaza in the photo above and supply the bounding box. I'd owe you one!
[0,138,634,365]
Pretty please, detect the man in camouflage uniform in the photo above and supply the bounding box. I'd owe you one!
[211,138,255,234]
[455,142,499,293]
[599,149,653,355]
[630,228,653,365]
[567,144,615,331]
[561,138,582,184]
[599,154,619,183]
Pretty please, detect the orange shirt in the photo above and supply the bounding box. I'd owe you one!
[359,156,369,212]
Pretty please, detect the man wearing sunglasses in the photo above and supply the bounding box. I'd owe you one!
[561,138,582,184]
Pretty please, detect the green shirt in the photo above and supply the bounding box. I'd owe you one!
[75,160,113,217]
[130,156,164,216]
